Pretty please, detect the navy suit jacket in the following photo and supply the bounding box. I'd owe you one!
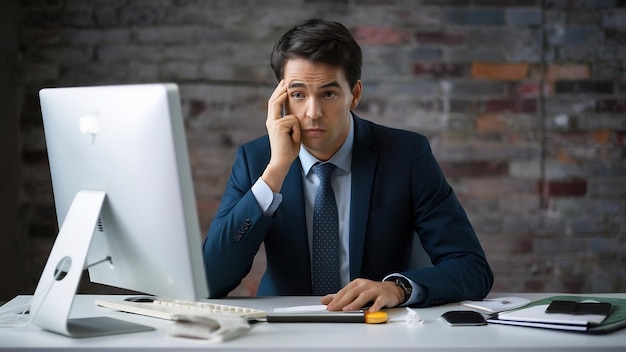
[203,114,493,307]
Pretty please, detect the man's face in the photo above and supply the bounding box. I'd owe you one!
[284,58,361,161]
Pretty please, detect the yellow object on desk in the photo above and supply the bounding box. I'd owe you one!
[364,311,389,324]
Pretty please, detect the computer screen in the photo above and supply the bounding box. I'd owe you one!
[31,83,209,337]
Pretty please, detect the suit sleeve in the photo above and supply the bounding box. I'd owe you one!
[404,139,494,307]
[202,143,274,297]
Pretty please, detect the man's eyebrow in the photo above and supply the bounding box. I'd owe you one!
[288,82,306,89]
[320,81,341,89]
[288,81,342,89]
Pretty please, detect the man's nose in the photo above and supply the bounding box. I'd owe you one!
[305,98,322,120]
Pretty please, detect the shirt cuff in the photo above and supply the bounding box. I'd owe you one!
[383,273,426,306]
[251,177,283,216]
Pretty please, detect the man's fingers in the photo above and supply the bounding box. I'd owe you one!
[366,297,387,313]
[325,286,362,311]
[320,294,335,306]
[290,119,301,143]
[271,91,288,119]
[322,279,405,312]
[268,80,288,120]
[341,291,375,311]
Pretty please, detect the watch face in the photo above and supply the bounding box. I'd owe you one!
[397,277,411,291]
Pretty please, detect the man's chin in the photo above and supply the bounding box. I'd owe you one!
[301,143,333,160]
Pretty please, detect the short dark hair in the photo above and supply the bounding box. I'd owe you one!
[270,19,362,89]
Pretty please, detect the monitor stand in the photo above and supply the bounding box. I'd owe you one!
[30,190,154,337]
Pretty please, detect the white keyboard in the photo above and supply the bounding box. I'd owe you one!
[96,298,267,321]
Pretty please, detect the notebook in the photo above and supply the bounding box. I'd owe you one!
[486,295,626,334]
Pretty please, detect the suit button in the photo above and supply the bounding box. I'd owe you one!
[235,219,251,241]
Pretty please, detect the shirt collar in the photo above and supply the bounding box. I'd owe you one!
[300,114,354,176]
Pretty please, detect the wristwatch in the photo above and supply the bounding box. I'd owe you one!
[387,276,413,305]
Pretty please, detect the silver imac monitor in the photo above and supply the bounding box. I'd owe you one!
[31,83,208,337]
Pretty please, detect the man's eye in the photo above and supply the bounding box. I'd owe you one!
[323,92,337,98]
[292,92,305,99]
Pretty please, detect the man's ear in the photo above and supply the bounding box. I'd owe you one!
[350,80,362,110]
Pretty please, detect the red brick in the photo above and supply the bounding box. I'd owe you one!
[592,130,611,144]
[545,64,590,82]
[475,114,505,134]
[556,149,576,163]
[514,238,533,253]
[516,82,540,97]
[440,161,508,178]
[539,179,587,197]
[353,26,411,45]
[189,99,207,117]
[472,62,529,80]
[515,82,551,98]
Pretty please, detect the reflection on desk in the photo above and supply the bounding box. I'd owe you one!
[1,293,625,351]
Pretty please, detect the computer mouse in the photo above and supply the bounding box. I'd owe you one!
[124,296,155,303]
[441,310,487,326]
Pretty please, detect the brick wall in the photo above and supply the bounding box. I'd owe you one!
[14,0,626,297]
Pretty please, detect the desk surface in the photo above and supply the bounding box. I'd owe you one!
[1,293,625,351]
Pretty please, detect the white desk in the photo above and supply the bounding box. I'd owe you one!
[1,293,625,351]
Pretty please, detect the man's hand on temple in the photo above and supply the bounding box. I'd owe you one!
[262,79,300,192]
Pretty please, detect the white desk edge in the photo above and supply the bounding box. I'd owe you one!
[1,293,625,351]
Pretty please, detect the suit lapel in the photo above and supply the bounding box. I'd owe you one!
[348,116,377,279]
[277,116,378,284]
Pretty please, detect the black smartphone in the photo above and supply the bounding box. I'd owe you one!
[545,300,578,314]
[441,311,487,326]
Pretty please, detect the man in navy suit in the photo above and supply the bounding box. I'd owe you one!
[203,19,493,312]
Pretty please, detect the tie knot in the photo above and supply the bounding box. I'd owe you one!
[312,163,336,183]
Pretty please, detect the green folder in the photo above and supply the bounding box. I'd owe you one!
[487,295,626,334]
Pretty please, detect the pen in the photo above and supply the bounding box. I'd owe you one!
[259,311,388,324]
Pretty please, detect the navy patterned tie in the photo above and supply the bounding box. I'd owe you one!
[311,162,340,295]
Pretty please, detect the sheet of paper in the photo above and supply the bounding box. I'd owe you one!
[497,304,607,325]
[460,297,531,313]
[273,305,329,313]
